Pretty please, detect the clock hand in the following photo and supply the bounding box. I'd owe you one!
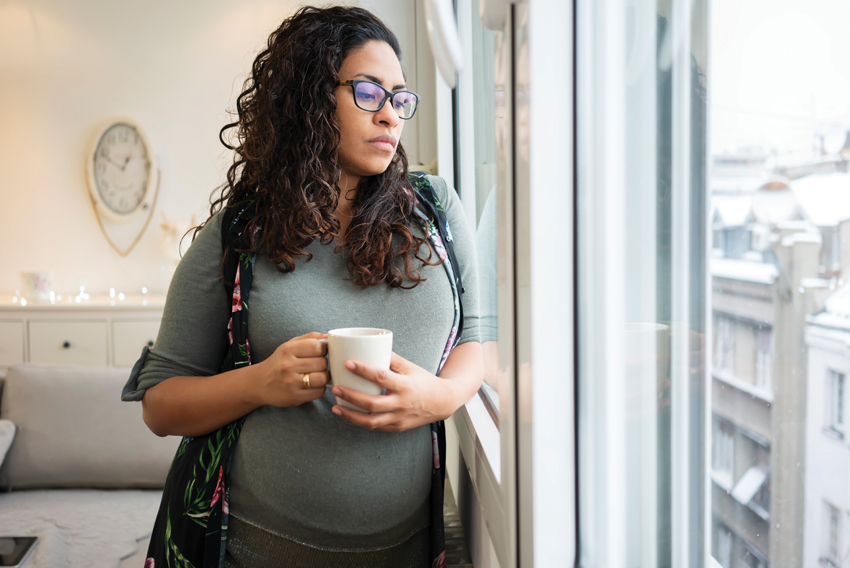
[103,154,124,169]
[121,155,130,172]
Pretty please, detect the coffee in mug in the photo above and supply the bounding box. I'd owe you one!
[326,327,393,413]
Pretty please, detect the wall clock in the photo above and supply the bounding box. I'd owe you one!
[85,119,160,256]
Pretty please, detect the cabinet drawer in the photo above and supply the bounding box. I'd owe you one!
[29,321,108,366]
[113,319,161,367]
[0,321,24,367]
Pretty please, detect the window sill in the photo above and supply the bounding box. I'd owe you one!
[457,389,501,483]
[822,426,845,441]
[713,370,774,403]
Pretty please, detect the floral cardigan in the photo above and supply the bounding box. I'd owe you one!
[141,172,465,568]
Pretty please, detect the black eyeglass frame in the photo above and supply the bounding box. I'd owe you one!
[337,80,420,120]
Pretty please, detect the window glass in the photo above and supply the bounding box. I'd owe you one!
[466,0,504,423]
[576,0,707,564]
[711,1,850,565]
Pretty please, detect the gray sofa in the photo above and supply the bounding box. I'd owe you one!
[0,365,179,568]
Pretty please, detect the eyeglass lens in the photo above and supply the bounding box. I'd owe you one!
[354,82,418,119]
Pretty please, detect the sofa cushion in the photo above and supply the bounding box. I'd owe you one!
[0,420,14,469]
[0,489,161,568]
[0,364,179,489]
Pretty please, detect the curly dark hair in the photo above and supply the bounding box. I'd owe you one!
[200,5,439,288]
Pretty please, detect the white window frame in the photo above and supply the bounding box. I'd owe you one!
[446,0,576,567]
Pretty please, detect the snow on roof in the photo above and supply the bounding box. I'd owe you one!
[749,188,803,225]
[808,282,850,331]
[711,258,778,284]
[791,172,850,227]
[824,283,850,318]
[712,194,753,226]
[781,231,822,247]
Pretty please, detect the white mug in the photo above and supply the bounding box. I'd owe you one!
[326,327,393,413]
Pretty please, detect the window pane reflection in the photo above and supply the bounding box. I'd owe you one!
[577,0,708,565]
[469,0,500,420]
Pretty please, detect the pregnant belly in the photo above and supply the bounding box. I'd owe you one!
[228,390,433,550]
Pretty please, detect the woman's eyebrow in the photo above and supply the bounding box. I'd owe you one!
[354,72,406,91]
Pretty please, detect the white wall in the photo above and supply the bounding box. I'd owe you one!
[803,327,850,567]
[0,0,428,296]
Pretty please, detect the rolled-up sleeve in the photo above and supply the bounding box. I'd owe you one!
[121,213,231,401]
[427,175,481,346]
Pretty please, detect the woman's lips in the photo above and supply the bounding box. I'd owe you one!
[368,140,395,152]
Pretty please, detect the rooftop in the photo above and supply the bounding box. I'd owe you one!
[711,258,778,284]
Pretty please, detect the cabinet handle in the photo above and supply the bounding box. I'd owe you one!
[147,340,155,347]
[62,341,71,349]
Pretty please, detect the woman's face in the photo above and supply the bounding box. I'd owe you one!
[335,40,407,185]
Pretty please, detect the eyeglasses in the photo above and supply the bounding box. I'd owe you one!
[337,80,420,120]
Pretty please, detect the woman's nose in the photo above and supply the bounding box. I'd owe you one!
[375,99,401,127]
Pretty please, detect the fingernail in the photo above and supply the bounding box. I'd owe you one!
[332,387,341,396]
[345,361,355,370]
[332,406,342,416]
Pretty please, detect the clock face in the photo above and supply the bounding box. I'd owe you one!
[92,123,151,215]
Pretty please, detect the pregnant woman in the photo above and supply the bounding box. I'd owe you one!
[121,6,482,568]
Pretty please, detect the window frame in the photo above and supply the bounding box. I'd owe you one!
[447,0,577,567]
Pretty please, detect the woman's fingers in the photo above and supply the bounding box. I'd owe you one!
[332,386,396,414]
[344,360,401,390]
[389,352,411,373]
[289,335,329,357]
[332,403,400,431]
[294,356,330,373]
[302,371,331,389]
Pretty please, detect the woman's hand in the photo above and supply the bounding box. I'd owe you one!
[255,332,331,408]
[330,352,459,432]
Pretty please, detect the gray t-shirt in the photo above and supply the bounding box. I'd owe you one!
[122,175,479,551]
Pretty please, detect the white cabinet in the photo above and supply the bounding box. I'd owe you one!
[113,320,161,367]
[29,320,109,366]
[0,296,164,370]
[0,321,24,367]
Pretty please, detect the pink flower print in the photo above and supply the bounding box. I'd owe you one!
[432,430,440,469]
[210,465,225,511]
[144,559,155,568]
[232,266,242,312]
[227,318,234,345]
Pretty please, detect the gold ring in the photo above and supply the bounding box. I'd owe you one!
[303,373,311,389]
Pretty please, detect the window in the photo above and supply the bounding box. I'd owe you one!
[576,0,708,564]
[716,525,733,568]
[715,315,736,374]
[825,502,842,564]
[451,0,575,566]
[713,421,735,489]
[756,326,773,390]
[828,369,845,434]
